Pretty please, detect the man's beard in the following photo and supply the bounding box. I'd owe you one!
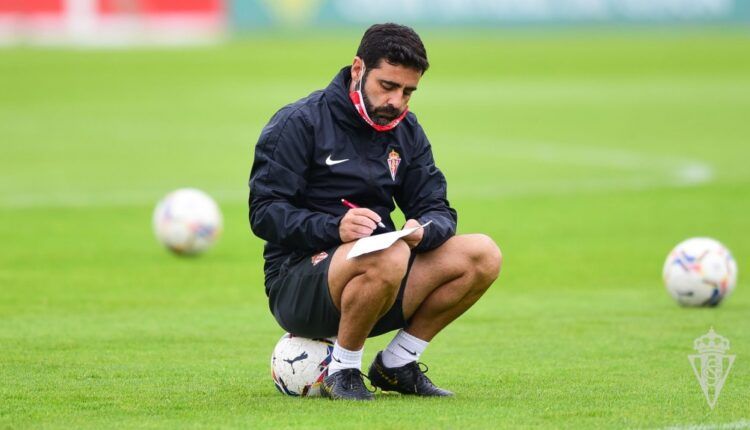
[361,77,403,126]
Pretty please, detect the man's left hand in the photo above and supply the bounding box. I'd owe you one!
[402,219,423,249]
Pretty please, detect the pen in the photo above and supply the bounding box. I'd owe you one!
[341,199,387,229]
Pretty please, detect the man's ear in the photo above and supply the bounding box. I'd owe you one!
[351,56,364,82]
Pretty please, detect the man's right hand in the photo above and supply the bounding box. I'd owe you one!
[339,208,381,243]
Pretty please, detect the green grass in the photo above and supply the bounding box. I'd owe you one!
[1,29,749,429]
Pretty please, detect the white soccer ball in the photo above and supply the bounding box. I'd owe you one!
[271,333,334,397]
[152,188,222,255]
[663,237,738,307]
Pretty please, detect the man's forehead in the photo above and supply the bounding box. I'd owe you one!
[369,61,422,87]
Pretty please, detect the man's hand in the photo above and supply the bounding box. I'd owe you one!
[401,219,424,249]
[339,208,382,243]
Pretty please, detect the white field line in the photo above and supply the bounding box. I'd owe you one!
[0,143,714,208]
[447,140,714,199]
[659,419,750,430]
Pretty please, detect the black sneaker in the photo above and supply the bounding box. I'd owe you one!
[320,368,374,401]
[368,351,454,397]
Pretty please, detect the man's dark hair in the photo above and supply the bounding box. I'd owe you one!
[356,23,429,74]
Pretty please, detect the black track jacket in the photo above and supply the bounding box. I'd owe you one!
[249,66,457,292]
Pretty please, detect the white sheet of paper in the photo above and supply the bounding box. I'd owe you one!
[346,221,433,260]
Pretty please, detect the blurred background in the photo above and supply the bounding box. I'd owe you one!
[1,0,748,208]
[1,0,749,46]
[1,1,749,428]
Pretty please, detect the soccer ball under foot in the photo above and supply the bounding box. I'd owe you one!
[271,333,334,397]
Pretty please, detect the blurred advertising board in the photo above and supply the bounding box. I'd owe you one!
[0,0,225,46]
[2,0,746,45]
[230,0,750,28]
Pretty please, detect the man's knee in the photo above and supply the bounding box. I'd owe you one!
[359,239,410,292]
[466,234,502,286]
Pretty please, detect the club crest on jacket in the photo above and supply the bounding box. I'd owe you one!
[387,149,401,181]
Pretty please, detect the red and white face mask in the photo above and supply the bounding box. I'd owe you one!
[349,66,408,132]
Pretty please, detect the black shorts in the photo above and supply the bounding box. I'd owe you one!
[267,246,416,339]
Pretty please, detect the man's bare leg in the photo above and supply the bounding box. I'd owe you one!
[320,239,412,400]
[325,233,501,349]
[402,234,502,341]
[327,239,411,350]
[366,234,500,396]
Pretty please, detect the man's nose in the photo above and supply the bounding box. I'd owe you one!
[386,92,404,109]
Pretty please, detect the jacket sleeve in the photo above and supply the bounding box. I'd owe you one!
[248,108,343,252]
[394,125,458,253]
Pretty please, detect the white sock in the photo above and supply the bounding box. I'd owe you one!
[381,330,429,368]
[328,341,363,375]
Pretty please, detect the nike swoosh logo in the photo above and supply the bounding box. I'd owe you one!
[398,344,417,356]
[326,155,349,166]
[332,355,342,363]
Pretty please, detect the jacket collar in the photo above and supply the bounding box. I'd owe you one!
[325,66,372,132]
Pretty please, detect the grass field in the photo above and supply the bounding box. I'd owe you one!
[1,29,749,429]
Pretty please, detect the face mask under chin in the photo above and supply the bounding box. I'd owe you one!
[349,65,408,132]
